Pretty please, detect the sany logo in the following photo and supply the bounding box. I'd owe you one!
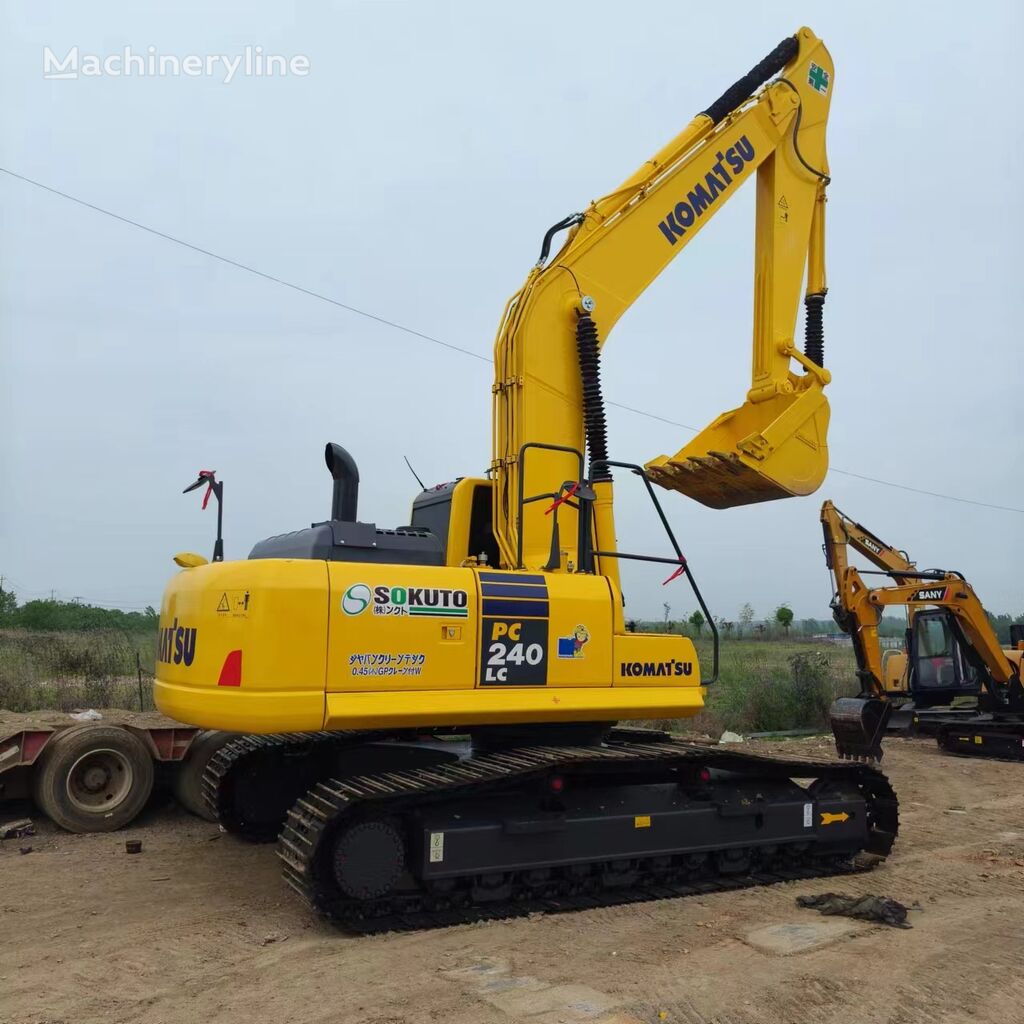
[341,584,372,615]
[911,587,947,602]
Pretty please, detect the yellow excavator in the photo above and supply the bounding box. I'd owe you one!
[822,501,1024,761]
[155,29,898,931]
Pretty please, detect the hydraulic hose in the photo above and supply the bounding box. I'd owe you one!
[701,36,799,126]
[536,213,584,268]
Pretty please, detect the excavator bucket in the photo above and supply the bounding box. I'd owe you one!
[829,697,892,762]
[645,387,830,509]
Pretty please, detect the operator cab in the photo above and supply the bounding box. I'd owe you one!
[410,478,499,568]
[907,609,981,707]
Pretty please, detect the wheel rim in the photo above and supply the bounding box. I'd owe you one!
[66,748,135,813]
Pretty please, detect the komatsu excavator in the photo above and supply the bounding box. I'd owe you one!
[156,29,898,931]
[822,501,1024,762]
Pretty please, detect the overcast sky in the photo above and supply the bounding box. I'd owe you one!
[1,1,1021,623]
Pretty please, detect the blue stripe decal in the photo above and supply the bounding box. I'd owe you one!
[479,572,546,584]
[481,583,548,599]
[482,598,550,619]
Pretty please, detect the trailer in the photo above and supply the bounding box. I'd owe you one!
[0,710,233,833]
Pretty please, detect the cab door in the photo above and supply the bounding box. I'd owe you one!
[909,610,980,706]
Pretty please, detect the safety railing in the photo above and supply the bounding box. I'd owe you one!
[514,446,719,685]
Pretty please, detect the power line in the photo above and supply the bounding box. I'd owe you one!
[826,468,1024,515]
[3,166,1021,516]
[0,167,488,364]
[0,576,154,607]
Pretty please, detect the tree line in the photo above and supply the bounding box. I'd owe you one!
[0,590,158,633]
[640,602,1022,644]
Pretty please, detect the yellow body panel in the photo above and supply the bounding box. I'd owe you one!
[613,633,700,687]
[155,561,706,734]
[154,559,329,732]
[324,686,704,731]
[539,573,613,687]
[327,564,479,693]
[882,649,909,693]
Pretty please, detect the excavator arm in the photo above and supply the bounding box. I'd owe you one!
[821,499,918,586]
[866,580,1016,688]
[492,28,835,586]
[820,500,920,679]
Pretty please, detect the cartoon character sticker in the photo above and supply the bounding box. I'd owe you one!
[557,624,590,659]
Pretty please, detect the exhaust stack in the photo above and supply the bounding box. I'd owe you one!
[325,443,359,522]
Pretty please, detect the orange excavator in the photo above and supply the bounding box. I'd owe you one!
[821,501,1024,761]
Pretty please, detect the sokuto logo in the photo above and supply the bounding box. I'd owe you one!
[341,584,372,616]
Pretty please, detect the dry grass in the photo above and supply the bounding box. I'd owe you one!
[0,629,156,712]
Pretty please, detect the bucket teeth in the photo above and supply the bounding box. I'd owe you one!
[647,451,791,510]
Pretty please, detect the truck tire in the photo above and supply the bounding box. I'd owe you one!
[172,730,235,821]
[32,725,154,833]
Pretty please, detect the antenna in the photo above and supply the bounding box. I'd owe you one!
[403,456,426,491]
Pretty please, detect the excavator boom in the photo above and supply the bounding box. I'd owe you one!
[493,28,835,581]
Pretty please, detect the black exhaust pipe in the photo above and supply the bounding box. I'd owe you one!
[325,443,359,522]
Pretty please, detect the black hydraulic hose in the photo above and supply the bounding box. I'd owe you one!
[701,35,799,125]
[537,212,584,267]
[575,313,611,482]
[804,293,825,367]
[775,78,831,184]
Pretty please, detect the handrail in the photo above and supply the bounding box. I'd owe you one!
[513,447,719,685]
[589,459,719,685]
[515,442,585,570]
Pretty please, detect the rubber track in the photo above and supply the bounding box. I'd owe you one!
[202,726,674,831]
[203,730,393,833]
[276,732,899,933]
[937,722,1024,762]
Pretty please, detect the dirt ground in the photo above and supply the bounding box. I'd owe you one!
[2,736,1023,1024]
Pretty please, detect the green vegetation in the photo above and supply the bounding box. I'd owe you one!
[0,629,157,712]
[774,603,794,636]
[0,592,158,713]
[625,638,857,736]
[697,641,856,735]
[0,595,157,633]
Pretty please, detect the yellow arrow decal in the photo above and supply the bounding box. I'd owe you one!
[820,811,850,826]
